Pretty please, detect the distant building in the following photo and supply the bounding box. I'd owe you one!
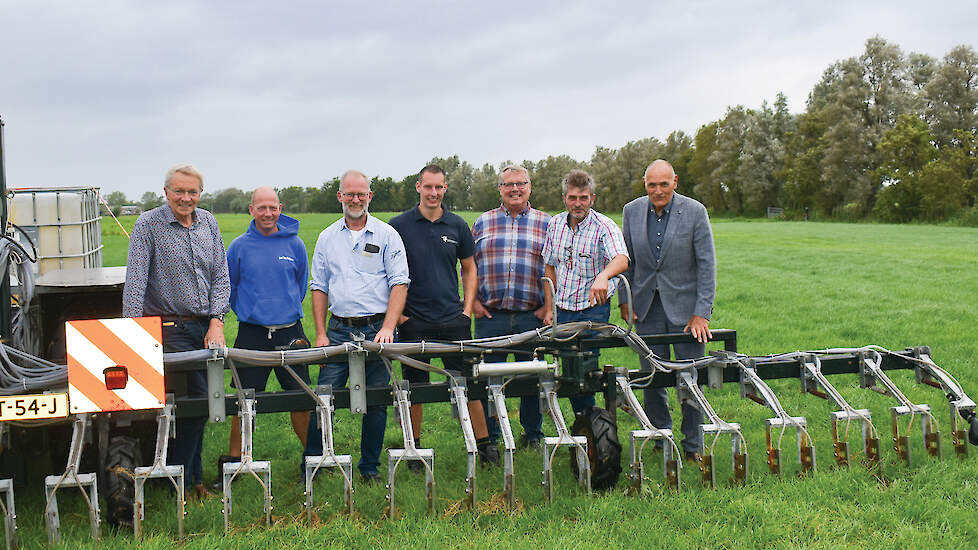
[120,205,142,216]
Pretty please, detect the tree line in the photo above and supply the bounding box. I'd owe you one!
[106,37,978,224]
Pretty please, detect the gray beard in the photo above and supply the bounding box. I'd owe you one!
[343,204,367,219]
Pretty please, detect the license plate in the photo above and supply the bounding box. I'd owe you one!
[0,393,69,421]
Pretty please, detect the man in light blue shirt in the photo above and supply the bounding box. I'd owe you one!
[303,170,410,483]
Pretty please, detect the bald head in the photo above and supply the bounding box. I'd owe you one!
[251,186,279,204]
[644,159,676,182]
[643,159,678,215]
[249,186,282,236]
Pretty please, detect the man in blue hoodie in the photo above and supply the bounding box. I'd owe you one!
[220,187,311,472]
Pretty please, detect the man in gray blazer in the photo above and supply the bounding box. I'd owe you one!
[620,159,716,460]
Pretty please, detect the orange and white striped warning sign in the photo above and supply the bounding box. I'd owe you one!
[66,317,165,413]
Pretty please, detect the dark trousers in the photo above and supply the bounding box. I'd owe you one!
[397,313,472,381]
[639,293,705,453]
[304,317,389,476]
[233,321,311,390]
[476,310,546,443]
[162,319,208,486]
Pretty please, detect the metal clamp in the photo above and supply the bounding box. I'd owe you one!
[133,396,185,539]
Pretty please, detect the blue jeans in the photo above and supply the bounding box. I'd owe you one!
[476,310,546,443]
[304,317,389,476]
[639,294,705,453]
[555,302,610,414]
[162,319,208,486]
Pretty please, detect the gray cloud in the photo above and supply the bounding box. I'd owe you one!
[1,0,976,198]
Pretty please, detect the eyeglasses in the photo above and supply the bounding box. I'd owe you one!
[168,188,200,197]
[499,181,529,189]
[341,192,370,200]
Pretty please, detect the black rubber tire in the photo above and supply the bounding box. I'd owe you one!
[569,407,622,491]
[105,435,140,529]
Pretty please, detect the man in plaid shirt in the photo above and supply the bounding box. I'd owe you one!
[542,169,629,414]
[472,165,552,448]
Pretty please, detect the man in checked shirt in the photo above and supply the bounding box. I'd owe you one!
[472,165,553,449]
[123,163,230,503]
[542,169,629,415]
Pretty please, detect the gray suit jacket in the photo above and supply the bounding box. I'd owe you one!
[621,192,716,326]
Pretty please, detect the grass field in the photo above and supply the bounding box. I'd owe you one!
[15,212,978,548]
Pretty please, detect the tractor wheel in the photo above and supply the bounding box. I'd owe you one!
[105,435,140,529]
[569,407,622,491]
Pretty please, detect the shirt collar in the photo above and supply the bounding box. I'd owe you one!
[411,203,448,223]
[564,209,593,228]
[164,204,197,226]
[650,195,675,217]
[342,213,376,233]
[500,203,531,217]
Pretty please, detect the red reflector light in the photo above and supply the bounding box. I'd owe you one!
[104,366,129,390]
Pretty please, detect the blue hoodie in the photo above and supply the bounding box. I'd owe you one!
[227,214,308,326]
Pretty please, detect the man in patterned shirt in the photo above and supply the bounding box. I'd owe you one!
[123,164,230,501]
[471,165,552,448]
[542,169,629,414]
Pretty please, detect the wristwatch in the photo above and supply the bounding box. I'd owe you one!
[210,313,225,323]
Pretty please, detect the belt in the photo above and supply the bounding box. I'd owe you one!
[331,312,385,327]
[241,320,299,338]
[486,306,539,314]
[160,315,209,326]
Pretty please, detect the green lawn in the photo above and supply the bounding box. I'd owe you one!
[23,213,978,548]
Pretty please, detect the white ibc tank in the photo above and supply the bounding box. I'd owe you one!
[8,187,104,275]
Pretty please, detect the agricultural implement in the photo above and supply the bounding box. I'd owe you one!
[0,117,977,545]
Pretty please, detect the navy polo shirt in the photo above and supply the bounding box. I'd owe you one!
[389,205,475,324]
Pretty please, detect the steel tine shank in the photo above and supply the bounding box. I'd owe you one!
[613,370,679,491]
[677,371,747,488]
[449,376,478,508]
[133,396,185,540]
[540,376,590,501]
[304,385,354,520]
[487,378,517,507]
[800,356,878,467]
[222,389,273,532]
[44,414,100,545]
[387,381,434,517]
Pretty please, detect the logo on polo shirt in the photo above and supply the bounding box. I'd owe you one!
[441,235,458,245]
[279,255,295,262]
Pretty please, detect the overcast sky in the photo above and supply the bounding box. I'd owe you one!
[2,0,976,199]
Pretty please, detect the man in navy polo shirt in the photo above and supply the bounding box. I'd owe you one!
[390,164,499,466]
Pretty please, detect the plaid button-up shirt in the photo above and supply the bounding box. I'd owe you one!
[542,210,629,311]
[472,204,551,311]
